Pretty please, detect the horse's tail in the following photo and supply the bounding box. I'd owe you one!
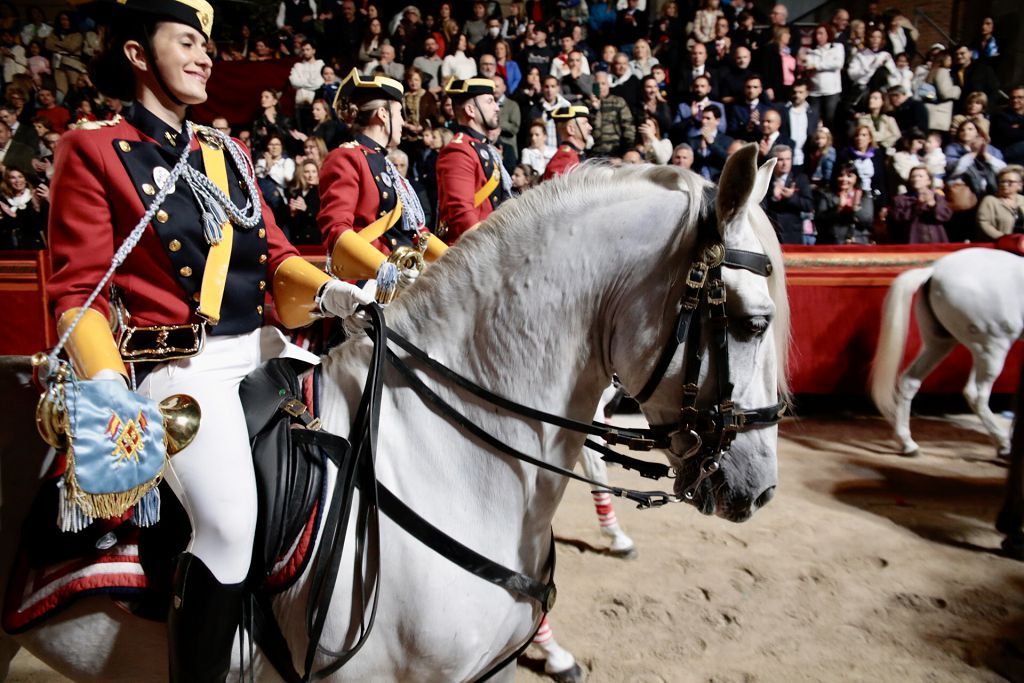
[870,266,935,421]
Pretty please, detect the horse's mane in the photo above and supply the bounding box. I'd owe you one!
[387,161,791,398]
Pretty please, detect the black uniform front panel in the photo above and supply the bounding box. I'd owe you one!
[113,140,269,336]
[357,134,418,251]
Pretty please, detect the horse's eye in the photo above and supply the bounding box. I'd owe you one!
[742,315,771,338]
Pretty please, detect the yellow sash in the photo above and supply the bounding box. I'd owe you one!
[474,163,501,208]
[196,139,234,325]
[358,198,404,244]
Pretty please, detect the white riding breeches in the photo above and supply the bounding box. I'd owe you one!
[140,327,318,584]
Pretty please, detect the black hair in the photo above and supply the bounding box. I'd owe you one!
[89,15,160,101]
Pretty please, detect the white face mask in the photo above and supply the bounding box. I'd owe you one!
[488,27,500,37]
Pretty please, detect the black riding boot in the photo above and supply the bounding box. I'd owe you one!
[168,553,244,682]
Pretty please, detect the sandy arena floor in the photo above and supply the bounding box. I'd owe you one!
[7,411,1024,682]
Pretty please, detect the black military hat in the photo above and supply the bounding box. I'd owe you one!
[551,105,591,121]
[70,0,214,40]
[444,77,495,102]
[335,69,405,110]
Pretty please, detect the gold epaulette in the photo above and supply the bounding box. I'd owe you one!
[70,115,123,131]
[340,140,360,149]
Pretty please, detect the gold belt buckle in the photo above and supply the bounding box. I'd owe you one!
[119,323,206,362]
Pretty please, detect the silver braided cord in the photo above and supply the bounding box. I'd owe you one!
[184,127,263,244]
[384,158,425,234]
[491,144,513,196]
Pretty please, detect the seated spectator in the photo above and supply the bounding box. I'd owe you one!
[1,29,27,88]
[731,11,763,54]
[992,85,1024,164]
[706,16,733,68]
[885,10,918,60]
[949,135,1007,197]
[921,48,960,133]
[494,41,521,93]
[639,75,671,136]
[692,0,724,46]
[976,165,1024,240]
[590,70,636,157]
[673,42,716,105]
[492,75,521,159]
[946,119,1002,175]
[760,26,796,103]
[616,0,649,50]
[248,37,278,61]
[550,31,584,80]
[670,143,694,169]
[463,2,488,51]
[289,40,324,111]
[251,89,294,155]
[689,106,732,181]
[889,165,951,243]
[412,37,444,91]
[815,163,874,244]
[538,76,571,152]
[25,40,49,89]
[367,44,405,82]
[622,148,644,164]
[402,67,439,145]
[629,38,659,79]
[716,46,753,105]
[892,52,914,95]
[521,120,555,176]
[638,116,671,164]
[0,119,36,177]
[762,144,813,244]
[855,91,900,151]
[255,134,295,224]
[441,34,476,81]
[286,159,320,245]
[757,108,795,162]
[0,167,47,249]
[780,81,818,169]
[970,16,1000,66]
[727,74,772,142]
[950,91,991,140]
[559,51,594,105]
[277,0,316,37]
[886,86,928,138]
[300,136,328,167]
[33,87,70,134]
[609,51,641,114]
[519,28,557,77]
[358,17,388,68]
[474,16,503,59]
[45,11,84,100]
[511,163,539,192]
[806,127,837,188]
[671,74,724,142]
[314,65,341,106]
[847,28,898,106]
[922,132,947,186]
[952,44,999,114]
[291,98,346,150]
[890,128,927,195]
[836,124,888,211]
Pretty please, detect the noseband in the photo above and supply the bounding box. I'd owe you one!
[634,202,787,500]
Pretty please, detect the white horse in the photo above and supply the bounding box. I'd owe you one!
[871,247,1024,457]
[1,146,789,681]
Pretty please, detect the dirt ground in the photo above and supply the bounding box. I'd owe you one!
[8,411,1024,682]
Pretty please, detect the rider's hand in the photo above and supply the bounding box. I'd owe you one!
[317,279,377,318]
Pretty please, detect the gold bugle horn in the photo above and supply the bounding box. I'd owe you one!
[159,394,201,456]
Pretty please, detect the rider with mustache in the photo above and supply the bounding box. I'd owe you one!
[435,78,513,243]
[46,2,373,679]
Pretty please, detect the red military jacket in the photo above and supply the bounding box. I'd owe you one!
[318,134,419,256]
[435,125,511,244]
[47,104,297,335]
[542,141,584,181]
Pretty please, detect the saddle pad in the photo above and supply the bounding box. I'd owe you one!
[3,374,325,633]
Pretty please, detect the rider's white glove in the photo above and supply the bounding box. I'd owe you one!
[317,279,377,318]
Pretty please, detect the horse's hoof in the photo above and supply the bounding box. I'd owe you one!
[608,545,638,560]
[549,663,585,683]
[1002,536,1024,561]
[899,449,920,458]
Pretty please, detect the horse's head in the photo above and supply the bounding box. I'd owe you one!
[621,145,789,523]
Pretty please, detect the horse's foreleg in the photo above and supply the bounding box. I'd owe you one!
[531,616,583,682]
[965,342,1014,456]
[894,336,957,456]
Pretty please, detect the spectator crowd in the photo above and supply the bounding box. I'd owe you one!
[0,0,1022,248]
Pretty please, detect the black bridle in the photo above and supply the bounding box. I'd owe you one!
[633,237,787,500]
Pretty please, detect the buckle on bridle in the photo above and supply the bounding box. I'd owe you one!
[603,430,658,451]
[707,280,727,306]
[685,261,709,290]
[624,489,673,509]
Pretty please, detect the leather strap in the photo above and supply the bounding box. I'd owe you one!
[358,198,404,244]
[474,163,501,208]
[196,139,235,325]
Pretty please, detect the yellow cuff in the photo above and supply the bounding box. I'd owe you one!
[272,256,333,329]
[330,229,386,281]
[424,234,448,262]
[57,308,128,380]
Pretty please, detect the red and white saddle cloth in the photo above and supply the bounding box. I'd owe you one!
[996,234,1024,256]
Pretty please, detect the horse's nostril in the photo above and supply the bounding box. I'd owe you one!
[755,486,776,508]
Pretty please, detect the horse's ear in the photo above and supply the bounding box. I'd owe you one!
[716,143,759,224]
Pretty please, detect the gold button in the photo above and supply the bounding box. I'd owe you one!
[380,210,386,216]
[258,254,267,264]
[118,141,131,152]
[382,191,389,199]
[179,266,192,277]
[168,239,182,252]
[142,183,155,196]
[256,305,264,315]
[375,175,381,181]
[258,228,266,238]
[391,238,397,246]
[258,280,266,291]
[192,292,201,302]
[156,210,169,223]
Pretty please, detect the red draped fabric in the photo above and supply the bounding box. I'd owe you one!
[190,59,299,129]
